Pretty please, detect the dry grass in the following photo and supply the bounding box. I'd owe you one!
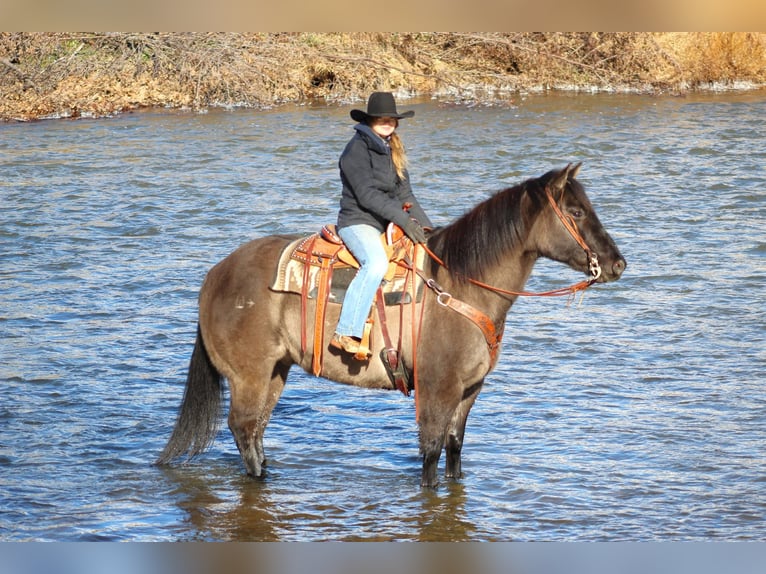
[655,32,766,86]
[1,32,765,121]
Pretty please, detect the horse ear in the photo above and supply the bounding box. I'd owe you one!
[549,165,570,194]
[569,162,582,180]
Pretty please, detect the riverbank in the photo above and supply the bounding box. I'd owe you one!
[2,32,765,122]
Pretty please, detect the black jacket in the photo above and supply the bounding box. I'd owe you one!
[337,124,432,233]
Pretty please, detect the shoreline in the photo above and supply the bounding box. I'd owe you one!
[2,32,765,123]
[12,82,766,125]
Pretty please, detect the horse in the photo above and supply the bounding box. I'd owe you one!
[157,163,626,488]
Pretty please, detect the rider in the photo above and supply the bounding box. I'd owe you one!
[330,92,433,357]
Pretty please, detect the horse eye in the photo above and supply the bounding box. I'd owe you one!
[569,208,584,218]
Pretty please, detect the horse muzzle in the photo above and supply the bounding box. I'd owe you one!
[595,254,626,283]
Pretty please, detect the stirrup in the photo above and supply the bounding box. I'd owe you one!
[354,319,373,360]
[380,347,410,396]
[330,334,371,360]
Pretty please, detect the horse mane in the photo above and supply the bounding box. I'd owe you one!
[429,175,549,281]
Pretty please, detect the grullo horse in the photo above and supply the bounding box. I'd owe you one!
[157,163,626,487]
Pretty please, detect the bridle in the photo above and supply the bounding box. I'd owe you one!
[398,184,603,419]
[419,185,602,300]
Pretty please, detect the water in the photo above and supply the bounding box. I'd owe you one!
[1,91,764,541]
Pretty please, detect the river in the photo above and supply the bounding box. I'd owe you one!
[1,90,764,542]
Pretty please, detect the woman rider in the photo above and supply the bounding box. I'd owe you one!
[331,92,433,356]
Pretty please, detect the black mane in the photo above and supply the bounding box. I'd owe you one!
[429,176,547,281]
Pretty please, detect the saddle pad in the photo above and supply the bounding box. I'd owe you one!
[270,236,424,305]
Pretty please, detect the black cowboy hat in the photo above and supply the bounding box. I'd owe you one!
[350,92,415,122]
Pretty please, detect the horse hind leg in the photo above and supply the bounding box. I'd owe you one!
[228,360,289,478]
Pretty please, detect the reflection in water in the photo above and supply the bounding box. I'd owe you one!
[164,462,480,542]
[161,464,279,541]
[417,483,474,542]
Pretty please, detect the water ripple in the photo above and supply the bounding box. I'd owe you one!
[1,92,765,541]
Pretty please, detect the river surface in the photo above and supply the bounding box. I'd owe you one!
[1,91,764,541]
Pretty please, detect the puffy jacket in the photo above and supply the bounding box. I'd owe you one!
[337,123,432,233]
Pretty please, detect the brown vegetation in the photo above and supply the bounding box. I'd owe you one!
[1,32,765,122]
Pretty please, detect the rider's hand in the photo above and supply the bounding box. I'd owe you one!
[402,219,427,244]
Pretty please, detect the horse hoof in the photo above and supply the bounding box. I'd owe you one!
[246,467,267,480]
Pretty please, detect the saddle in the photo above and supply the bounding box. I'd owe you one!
[270,223,425,387]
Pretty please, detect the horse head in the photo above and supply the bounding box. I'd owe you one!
[534,163,626,283]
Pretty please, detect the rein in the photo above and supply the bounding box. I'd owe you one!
[422,187,602,299]
[400,186,603,420]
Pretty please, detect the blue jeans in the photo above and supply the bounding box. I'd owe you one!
[336,224,389,338]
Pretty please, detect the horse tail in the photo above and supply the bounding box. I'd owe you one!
[156,324,224,466]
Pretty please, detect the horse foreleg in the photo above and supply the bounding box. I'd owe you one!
[418,386,464,488]
[444,381,483,480]
[228,361,289,478]
[420,442,442,489]
[419,408,447,488]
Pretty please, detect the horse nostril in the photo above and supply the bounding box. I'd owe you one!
[612,258,626,277]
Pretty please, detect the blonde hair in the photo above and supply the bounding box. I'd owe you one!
[388,131,408,181]
[368,117,408,180]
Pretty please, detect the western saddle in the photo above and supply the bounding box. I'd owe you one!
[270,223,424,394]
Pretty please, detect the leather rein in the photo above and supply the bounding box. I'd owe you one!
[392,186,603,419]
[422,187,602,299]
[401,186,603,369]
